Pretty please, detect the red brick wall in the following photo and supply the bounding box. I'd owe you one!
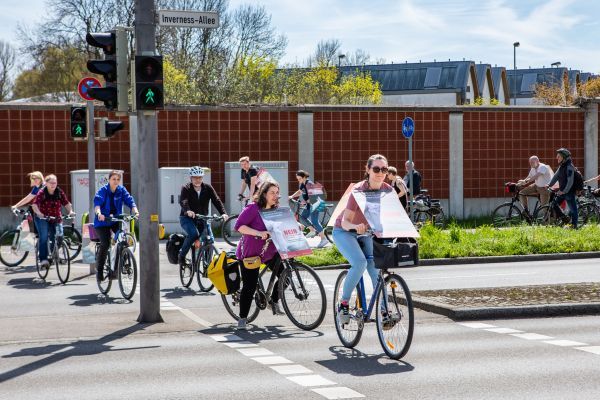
[313,111,450,200]
[463,110,585,198]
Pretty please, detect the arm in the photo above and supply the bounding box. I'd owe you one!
[179,185,194,218]
[13,193,36,209]
[208,185,227,217]
[239,180,247,197]
[562,165,575,194]
[340,209,368,234]
[395,178,407,197]
[121,186,138,214]
[237,224,269,240]
[60,191,75,216]
[584,174,600,184]
[547,167,560,188]
[32,204,44,218]
[249,176,258,196]
[289,189,302,199]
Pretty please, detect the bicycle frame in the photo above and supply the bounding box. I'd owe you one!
[355,274,386,323]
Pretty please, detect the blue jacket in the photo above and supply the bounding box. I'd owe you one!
[93,184,137,227]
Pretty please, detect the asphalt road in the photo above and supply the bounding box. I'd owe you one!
[2,245,600,399]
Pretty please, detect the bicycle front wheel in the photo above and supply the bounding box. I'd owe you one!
[0,229,29,267]
[222,215,241,247]
[179,259,194,288]
[578,203,600,226]
[125,232,137,251]
[333,270,364,348]
[534,205,564,226]
[279,260,326,331]
[492,203,523,227]
[196,244,217,292]
[36,242,49,280]
[55,242,71,284]
[118,247,138,300]
[376,273,414,360]
[63,226,82,261]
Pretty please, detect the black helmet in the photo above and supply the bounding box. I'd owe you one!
[556,148,571,159]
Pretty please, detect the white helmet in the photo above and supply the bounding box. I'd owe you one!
[189,166,204,177]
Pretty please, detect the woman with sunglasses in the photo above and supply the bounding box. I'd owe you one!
[332,154,393,324]
[11,171,45,233]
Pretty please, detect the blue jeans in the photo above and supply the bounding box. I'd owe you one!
[333,227,379,302]
[179,216,214,259]
[301,204,324,234]
[37,220,64,262]
[554,192,578,228]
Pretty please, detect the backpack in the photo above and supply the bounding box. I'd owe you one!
[166,233,185,264]
[573,168,584,192]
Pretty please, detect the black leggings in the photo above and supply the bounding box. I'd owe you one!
[95,224,119,274]
[239,253,283,319]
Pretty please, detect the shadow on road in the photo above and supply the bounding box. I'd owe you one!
[200,324,325,342]
[2,265,37,275]
[0,323,160,384]
[315,346,414,376]
[6,277,52,290]
[160,287,216,299]
[67,293,133,307]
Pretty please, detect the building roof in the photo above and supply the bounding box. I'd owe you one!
[491,67,510,104]
[506,68,568,97]
[568,70,581,89]
[475,64,494,98]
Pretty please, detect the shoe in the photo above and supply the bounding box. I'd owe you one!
[40,260,50,270]
[337,301,350,325]
[305,230,317,239]
[268,302,285,315]
[236,318,248,330]
[109,269,118,279]
[316,238,329,248]
[178,254,186,267]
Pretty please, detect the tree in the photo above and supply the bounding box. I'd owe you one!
[163,58,198,105]
[533,74,574,106]
[0,41,16,101]
[580,77,600,99]
[308,39,342,67]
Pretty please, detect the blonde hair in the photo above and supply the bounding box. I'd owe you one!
[108,170,123,179]
[28,171,44,181]
[45,174,57,183]
[239,156,250,163]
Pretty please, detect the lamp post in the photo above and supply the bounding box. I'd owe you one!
[513,42,520,106]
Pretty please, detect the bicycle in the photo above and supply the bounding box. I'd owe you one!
[576,185,600,226]
[35,215,72,284]
[221,238,327,331]
[62,218,82,261]
[492,182,544,227]
[222,197,250,247]
[95,215,138,300]
[288,198,334,243]
[333,230,415,360]
[179,214,222,291]
[411,189,446,229]
[0,209,34,267]
[533,189,572,227]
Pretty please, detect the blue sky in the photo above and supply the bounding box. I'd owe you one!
[2,0,599,73]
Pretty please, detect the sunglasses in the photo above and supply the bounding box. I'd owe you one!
[370,166,389,174]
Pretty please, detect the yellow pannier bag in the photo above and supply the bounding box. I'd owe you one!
[207,251,241,295]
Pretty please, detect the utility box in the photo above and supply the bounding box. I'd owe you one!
[70,169,113,228]
[159,167,211,234]
[224,161,288,215]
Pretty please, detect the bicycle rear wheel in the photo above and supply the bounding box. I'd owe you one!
[534,205,564,226]
[578,203,600,226]
[221,289,260,323]
[221,215,241,247]
[55,242,71,284]
[118,247,138,300]
[196,244,217,292]
[492,203,523,227]
[179,258,194,288]
[333,270,364,348]
[376,273,414,360]
[279,260,326,331]
[0,229,29,267]
[63,226,82,261]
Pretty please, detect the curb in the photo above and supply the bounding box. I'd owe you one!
[411,296,600,321]
[312,251,600,270]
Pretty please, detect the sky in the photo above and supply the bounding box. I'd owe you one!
[1,0,598,73]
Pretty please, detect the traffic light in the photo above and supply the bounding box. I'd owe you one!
[98,118,125,139]
[86,29,128,112]
[135,55,164,110]
[70,106,87,140]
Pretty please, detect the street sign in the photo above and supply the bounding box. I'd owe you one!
[157,10,219,28]
[78,77,102,101]
[402,117,415,139]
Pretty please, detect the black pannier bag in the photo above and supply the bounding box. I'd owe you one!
[373,238,419,268]
[166,233,185,264]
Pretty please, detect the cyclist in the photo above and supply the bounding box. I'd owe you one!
[547,148,578,228]
[238,156,260,201]
[333,154,393,324]
[11,171,45,232]
[234,181,286,330]
[517,156,554,215]
[93,170,139,281]
[387,166,408,210]
[289,170,329,248]
[31,174,75,269]
[178,166,228,266]
[403,160,422,197]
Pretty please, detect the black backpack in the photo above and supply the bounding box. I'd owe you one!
[573,168,584,192]
[166,233,185,264]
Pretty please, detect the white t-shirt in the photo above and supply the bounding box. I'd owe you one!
[527,163,553,187]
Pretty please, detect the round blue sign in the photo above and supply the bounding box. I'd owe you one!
[402,117,415,139]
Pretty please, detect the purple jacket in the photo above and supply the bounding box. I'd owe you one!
[234,203,277,262]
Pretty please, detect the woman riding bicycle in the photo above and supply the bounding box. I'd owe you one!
[333,154,393,324]
[178,166,228,266]
[93,170,139,281]
[289,170,329,249]
[234,181,286,330]
[11,171,45,232]
[32,174,75,269]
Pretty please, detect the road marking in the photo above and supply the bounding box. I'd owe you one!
[210,334,243,342]
[575,346,600,355]
[270,364,313,375]
[510,333,553,340]
[286,374,336,387]
[223,341,259,348]
[178,308,211,327]
[251,356,293,365]
[458,322,496,329]
[544,340,588,347]
[311,387,365,399]
[485,328,523,334]
[237,347,274,357]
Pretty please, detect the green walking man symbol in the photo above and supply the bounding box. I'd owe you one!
[75,124,83,136]
[145,88,155,104]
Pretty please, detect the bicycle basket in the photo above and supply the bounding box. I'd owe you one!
[373,238,419,269]
[505,182,517,193]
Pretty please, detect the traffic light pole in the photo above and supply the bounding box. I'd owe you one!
[87,100,96,275]
[135,0,163,323]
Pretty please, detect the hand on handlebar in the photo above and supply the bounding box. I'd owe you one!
[186,210,195,218]
[354,223,368,235]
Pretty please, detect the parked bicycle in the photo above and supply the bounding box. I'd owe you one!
[221,238,327,331]
[534,189,573,227]
[576,185,600,225]
[492,182,545,227]
[288,198,334,243]
[179,214,222,291]
[411,189,446,229]
[333,230,415,360]
[0,209,34,267]
[62,217,83,261]
[222,196,250,247]
[95,215,138,300]
[36,215,72,284]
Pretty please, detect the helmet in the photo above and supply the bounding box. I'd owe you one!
[556,148,571,159]
[189,166,204,177]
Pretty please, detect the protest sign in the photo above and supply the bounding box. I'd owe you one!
[256,167,277,188]
[259,206,312,259]
[327,183,355,227]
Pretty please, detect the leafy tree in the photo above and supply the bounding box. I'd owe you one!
[336,72,382,105]
[580,77,600,98]
[0,41,16,101]
[163,58,198,105]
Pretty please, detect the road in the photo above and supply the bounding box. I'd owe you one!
[1,245,600,399]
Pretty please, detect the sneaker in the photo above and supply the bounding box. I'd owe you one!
[337,301,350,325]
[236,318,248,330]
[305,230,317,239]
[178,254,186,267]
[316,238,329,248]
[40,260,50,270]
[268,302,285,315]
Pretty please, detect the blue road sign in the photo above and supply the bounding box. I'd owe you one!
[402,117,415,139]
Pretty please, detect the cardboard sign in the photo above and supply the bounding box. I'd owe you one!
[327,183,355,227]
[256,167,277,189]
[259,206,312,259]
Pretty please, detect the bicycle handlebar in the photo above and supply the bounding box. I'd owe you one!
[102,214,138,223]
[194,214,224,222]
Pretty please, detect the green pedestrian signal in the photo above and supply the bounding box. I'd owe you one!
[70,106,87,140]
[144,88,155,104]
[74,124,83,136]
[135,55,163,110]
